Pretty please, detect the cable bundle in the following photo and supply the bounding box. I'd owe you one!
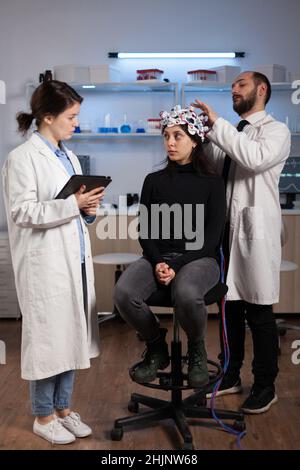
[209,249,246,449]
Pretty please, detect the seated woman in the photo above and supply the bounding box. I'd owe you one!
[114,105,226,388]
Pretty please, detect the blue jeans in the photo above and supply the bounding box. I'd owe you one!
[29,370,75,416]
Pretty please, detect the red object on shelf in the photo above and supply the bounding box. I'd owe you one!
[147,118,161,133]
[187,69,216,74]
[187,69,217,81]
[136,69,164,80]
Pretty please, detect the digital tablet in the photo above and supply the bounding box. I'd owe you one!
[55,175,112,199]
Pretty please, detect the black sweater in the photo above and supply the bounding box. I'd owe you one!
[138,162,226,273]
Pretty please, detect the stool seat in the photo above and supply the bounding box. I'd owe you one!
[93,252,140,324]
[146,281,228,308]
[93,253,140,265]
[280,260,298,272]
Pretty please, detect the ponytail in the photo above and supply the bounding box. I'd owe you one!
[16,112,35,135]
[16,81,83,136]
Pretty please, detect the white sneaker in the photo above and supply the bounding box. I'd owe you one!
[33,416,76,444]
[59,411,92,438]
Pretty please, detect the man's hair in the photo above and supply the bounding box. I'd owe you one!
[252,71,272,105]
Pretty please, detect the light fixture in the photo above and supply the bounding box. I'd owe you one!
[82,85,96,89]
[108,52,245,59]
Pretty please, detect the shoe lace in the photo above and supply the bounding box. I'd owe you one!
[188,344,204,366]
[140,333,168,366]
[50,417,64,446]
[141,347,155,364]
[65,411,81,427]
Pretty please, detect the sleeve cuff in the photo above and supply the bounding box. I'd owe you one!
[84,215,96,224]
[207,116,224,138]
[166,259,180,273]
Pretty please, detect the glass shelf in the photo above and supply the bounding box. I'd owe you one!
[71,131,300,140]
[71,81,177,93]
[26,80,179,106]
[183,81,294,92]
[71,132,162,140]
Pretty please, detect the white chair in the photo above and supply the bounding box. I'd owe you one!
[93,252,141,324]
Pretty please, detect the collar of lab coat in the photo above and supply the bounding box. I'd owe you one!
[242,110,267,126]
[28,132,74,176]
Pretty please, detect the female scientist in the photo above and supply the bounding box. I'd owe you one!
[2,80,104,444]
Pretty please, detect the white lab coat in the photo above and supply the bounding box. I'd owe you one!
[2,133,100,380]
[206,111,291,304]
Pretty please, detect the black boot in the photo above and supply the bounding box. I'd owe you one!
[132,328,170,383]
[188,339,209,388]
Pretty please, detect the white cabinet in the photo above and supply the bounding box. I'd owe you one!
[0,232,20,318]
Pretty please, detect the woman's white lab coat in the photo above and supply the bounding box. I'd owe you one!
[2,133,100,380]
[206,111,291,304]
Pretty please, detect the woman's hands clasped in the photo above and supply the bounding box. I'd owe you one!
[155,262,176,286]
[75,185,105,216]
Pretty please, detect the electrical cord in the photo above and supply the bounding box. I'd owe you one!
[209,248,246,450]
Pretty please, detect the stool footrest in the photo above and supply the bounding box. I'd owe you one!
[129,356,222,391]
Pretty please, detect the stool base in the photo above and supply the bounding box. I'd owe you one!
[111,390,245,450]
[111,339,245,449]
[98,307,124,325]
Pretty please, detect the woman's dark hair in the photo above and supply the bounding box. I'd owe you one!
[162,124,215,176]
[16,80,83,135]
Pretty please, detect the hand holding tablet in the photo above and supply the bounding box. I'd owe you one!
[56,175,112,216]
[55,175,112,199]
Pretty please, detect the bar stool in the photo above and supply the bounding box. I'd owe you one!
[110,281,245,450]
[277,259,299,345]
[93,253,141,324]
[276,218,300,345]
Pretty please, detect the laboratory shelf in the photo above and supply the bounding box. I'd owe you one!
[71,132,161,140]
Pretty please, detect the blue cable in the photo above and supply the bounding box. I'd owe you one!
[209,248,246,449]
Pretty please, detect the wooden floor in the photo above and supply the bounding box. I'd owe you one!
[0,316,300,451]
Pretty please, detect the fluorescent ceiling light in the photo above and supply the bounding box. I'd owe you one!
[108,52,245,59]
[82,85,96,89]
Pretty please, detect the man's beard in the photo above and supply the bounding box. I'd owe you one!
[233,87,257,115]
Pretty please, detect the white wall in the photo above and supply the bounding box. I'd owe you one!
[1,0,300,228]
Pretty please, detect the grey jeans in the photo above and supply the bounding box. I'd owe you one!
[114,256,220,343]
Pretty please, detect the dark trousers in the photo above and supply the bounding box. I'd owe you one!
[219,300,279,388]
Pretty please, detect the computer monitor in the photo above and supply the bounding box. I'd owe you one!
[279,156,300,208]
